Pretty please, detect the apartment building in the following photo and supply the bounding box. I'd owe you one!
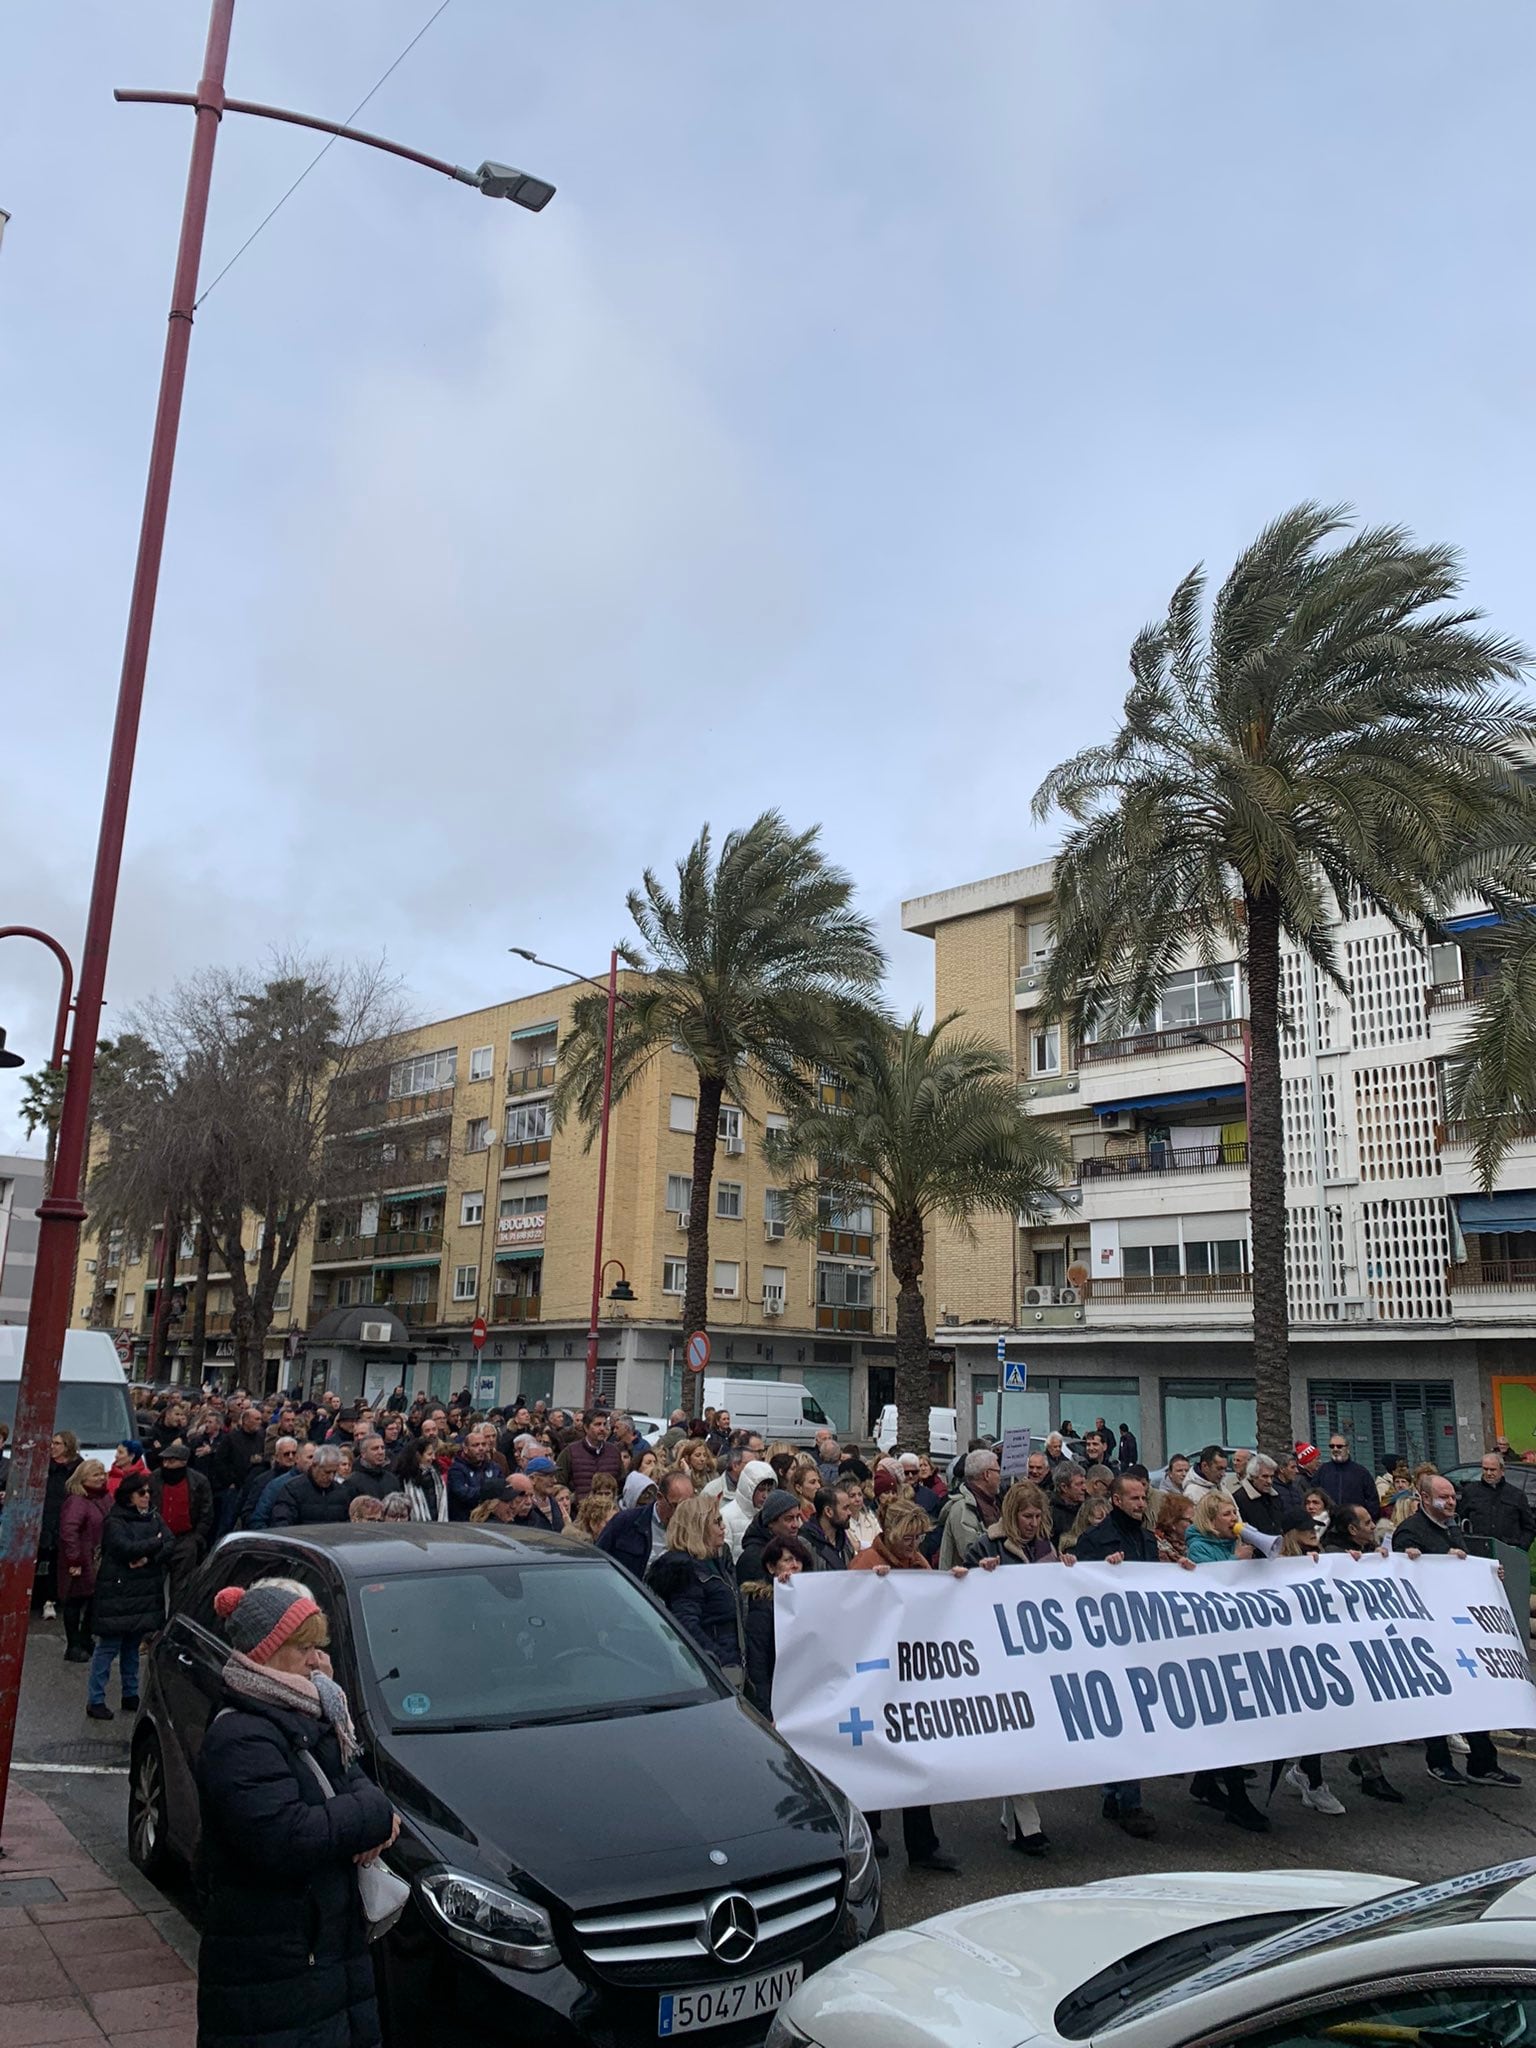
[0,1153,47,1323]
[902,862,1536,1471]
[70,981,909,1433]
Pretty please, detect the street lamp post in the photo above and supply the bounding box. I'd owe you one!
[0,0,554,1842]
[509,948,628,1409]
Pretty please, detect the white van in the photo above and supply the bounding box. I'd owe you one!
[0,1327,137,1468]
[701,1376,830,1448]
[875,1405,958,1459]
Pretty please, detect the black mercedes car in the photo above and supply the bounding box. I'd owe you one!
[128,1525,879,2046]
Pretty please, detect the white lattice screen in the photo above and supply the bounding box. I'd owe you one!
[1353,1061,1441,1184]
[1285,1202,1347,1322]
[1344,931,1429,1049]
[1279,945,1341,1061]
[1359,1196,1451,1321]
[1282,1072,1344,1188]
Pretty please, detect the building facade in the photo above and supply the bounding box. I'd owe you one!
[0,1154,47,1324]
[70,981,915,1433]
[903,863,1536,1471]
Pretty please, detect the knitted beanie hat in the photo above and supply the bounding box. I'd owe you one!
[761,1489,802,1524]
[213,1578,320,1665]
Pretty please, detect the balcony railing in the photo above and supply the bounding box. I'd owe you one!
[1427,976,1496,1013]
[492,1293,542,1324]
[1439,1118,1536,1150]
[506,1061,557,1095]
[816,1304,873,1332]
[1448,1260,1536,1294]
[384,1087,455,1122]
[203,1311,234,1333]
[374,1230,442,1259]
[313,1235,369,1265]
[1078,1141,1248,1181]
[818,1228,875,1257]
[383,1299,439,1327]
[1088,1272,1253,1303]
[1080,1015,1246,1067]
[505,1137,552,1167]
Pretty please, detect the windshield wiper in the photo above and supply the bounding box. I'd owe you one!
[388,1694,705,1736]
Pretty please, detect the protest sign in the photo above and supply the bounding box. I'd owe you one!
[999,1429,1033,1479]
[772,1556,1536,1809]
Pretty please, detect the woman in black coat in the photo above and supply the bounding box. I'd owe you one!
[645,1495,744,1681]
[740,1534,814,1718]
[87,1474,174,1719]
[196,1576,397,2048]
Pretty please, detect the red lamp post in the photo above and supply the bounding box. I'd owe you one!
[0,0,554,1843]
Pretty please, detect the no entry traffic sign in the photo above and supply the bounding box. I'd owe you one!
[471,1316,488,1352]
[685,1329,711,1375]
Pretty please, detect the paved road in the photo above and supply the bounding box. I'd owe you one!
[14,1611,1536,1937]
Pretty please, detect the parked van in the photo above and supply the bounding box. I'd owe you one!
[701,1376,830,1448]
[875,1405,959,1459]
[0,1327,136,1468]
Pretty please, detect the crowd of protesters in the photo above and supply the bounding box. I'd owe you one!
[19,1383,1532,1872]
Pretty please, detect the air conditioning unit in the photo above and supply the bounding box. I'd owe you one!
[725,1135,745,1156]
[358,1320,392,1344]
[675,1211,691,1230]
[1099,1111,1126,1131]
[1058,1285,1082,1306]
[763,1299,784,1318]
[764,1220,786,1241]
[1023,1284,1058,1308]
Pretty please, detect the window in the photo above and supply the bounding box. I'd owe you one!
[670,1095,697,1133]
[273,1278,292,1313]
[336,1277,355,1307]
[713,1261,740,1298]
[465,1117,490,1153]
[1031,1023,1061,1076]
[665,1175,693,1215]
[766,1112,789,1136]
[1123,1244,1181,1278]
[460,1193,484,1227]
[764,1188,789,1237]
[499,1190,548,1217]
[408,1272,433,1305]
[817,1263,874,1308]
[1025,919,1052,963]
[390,1048,457,1097]
[1184,1236,1249,1276]
[425,1133,446,1160]
[1428,941,1464,987]
[505,1102,553,1144]
[453,1265,478,1302]
[469,1046,494,1082]
[819,1193,874,1234]
[762,1265,786,1309]
[718,1105,743,1147]
[716,1182,743,1220]
[1090,963,1241,1041]
[663,1258,687,1295]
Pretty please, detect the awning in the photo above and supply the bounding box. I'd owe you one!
[1094,1084,1244,1117]
[371,1257,442,1272]
[379,1185,446,1206]
[1442,911,1504,934]
[511,1020,559,1041]
[494,1247,544,1264]
[1456,1192,1536,1234]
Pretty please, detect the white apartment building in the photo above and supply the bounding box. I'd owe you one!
[903,863,1536,1472]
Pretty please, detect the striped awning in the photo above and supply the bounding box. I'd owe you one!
[510,1020,559,1041]
[379,1185,446,1206]
[494,1247,544,1264]
[371,1257,442,1272]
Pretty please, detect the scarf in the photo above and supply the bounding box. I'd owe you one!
[223,1650,360,1764]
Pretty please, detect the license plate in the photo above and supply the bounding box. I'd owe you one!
[658,1963,803,2037]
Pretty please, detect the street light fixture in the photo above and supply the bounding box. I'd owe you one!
[0,1033,23,1073]
[0,0,555,1845]
[475,163,556,209]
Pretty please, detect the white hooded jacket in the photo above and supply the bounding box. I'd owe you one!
[722,1460,776,1559]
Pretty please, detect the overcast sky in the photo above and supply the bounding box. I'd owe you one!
[4,1,1535,1153]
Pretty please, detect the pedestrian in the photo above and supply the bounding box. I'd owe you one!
[1459,1452,1536,1549]
[1303,1484,1331,1536]
[1117,1421,1139,1467]
[1050,1463,1088,1545]
[646,1496,744,1683]
[800,1487,856,1571]
[598,1470,694,1579]
[1316,1431,1379,1513]
[937,1448,1002,1568]
[196,1578,399,2048]
[962,1479,1062,1855]
[34,1430,82,1617]
[913,1454,948,1515]
[1072,1471,1174,1838]
[1154,1490,1193,1563]
[1183,1493,1269,1832]
[1271,1451,1305,1517]
[1183,1445,1227,1502]
[395,1439,449,1522]
[58,1460,111,1663]
[269,1445,353,1527]
[106,1439,150,1499]
[554,1409,625,1500]
[148,1441,213,1606]
[738,1488,809,1585]
[1162,1453,1191,1495]
[741,1532,814,1718]
[87,1472,173,1721]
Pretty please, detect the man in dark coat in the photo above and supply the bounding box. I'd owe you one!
[1233,1455,1285,1539]
[1074,1472,1176,1837]
[554,1410,625,1500]
[1117,1422,1139,1468]
[737,1490,808,1586]
[598,1471,693,1579]
[1458,1453,1536,1549]
[235,1435,294,1527]
[348,1434,404,1503]
[799,1489,854,1571]
[148,1442,213,1608]
[268,1446,354,1526]
[1316,1431,1379,1513]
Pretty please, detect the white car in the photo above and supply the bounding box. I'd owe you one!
[767,1860,1536,2048]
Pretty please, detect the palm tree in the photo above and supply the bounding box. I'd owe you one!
[767,1014,1069,1452]
[554,812,885,1415]
[1034,503,1535,1454]
[17,1066,65,1188]
[1441,915,1536,1191]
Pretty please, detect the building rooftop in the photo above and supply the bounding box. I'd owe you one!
[901,858,1057,938]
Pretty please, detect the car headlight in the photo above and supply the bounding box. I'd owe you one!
[418,1869,559,1970]
[816,1775,878,1906]
[766,2017,820,2048]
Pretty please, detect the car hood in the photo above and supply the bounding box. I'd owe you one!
[777,1870,1408,2048]
[379,1694,844,1911]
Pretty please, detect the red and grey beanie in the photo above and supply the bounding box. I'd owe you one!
[1294,1441,1321,1472]
[213,1579,320,1665]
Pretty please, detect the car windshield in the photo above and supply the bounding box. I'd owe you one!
[354,1559,719,1731]
[0,1380,134,1448]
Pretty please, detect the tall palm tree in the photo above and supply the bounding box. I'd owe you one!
[554,812,885,1415]
[1034,503,1535,1454]
[767,1014,1069,1451]
[1441,914,1536,1191]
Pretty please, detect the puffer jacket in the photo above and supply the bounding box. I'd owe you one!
[196,1694,393,2048]
[646,1550,743,1670]
[721,1461,775,1560]
[741,1580,778,1716]
[90,1500,174,1640]
[58,1489,112,1599]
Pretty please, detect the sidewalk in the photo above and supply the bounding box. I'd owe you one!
[0,1786,195,2048]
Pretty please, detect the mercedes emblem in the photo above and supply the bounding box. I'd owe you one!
[709,1850,728,1867]
[705,1892,759,1967]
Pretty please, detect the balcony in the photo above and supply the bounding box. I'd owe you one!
[312,1234,370,1267]
[1446,1260,1536,1325]
[1079,1141,1247,1182]
[1084,1271,1253,1326]
[507,1060,557,1096]
[374,1230,442,1260]
[1080,1014,1246,1066]
[378,1152,450,1191]
[204,1311,234,1333]
[818,1228,875,1258]
[384,1087,455,1123]
[1427,976,1495,1014]
[1089,1272,1251,1301]
[492,1293,542,1324]
[816,1305,873,1333]
[504,1138,552,1169]
[1440,1118,1536,1150]
[384,1299,439,1328]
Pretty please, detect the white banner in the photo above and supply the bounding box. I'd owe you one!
[771,1557,1536,1809]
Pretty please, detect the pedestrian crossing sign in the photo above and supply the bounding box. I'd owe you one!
[1002,1360,1027,1392]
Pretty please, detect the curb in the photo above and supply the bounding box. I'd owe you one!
[24,1771,201,1970]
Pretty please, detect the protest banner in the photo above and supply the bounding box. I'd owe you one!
[771,1556,1536,1809]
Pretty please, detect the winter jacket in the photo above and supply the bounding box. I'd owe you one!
[1050,1493,1085,1545]
[1391,1508,1463,1557]
[1458,1478,1536,1550]
[741,1581,778,1716]
[196,1695,393,2048]
[348,1463,404,1503]
[722,1461,776,1559]
[106,1455,149,1500]
[1273,1475,1306,1518]
[235,1457,278,1526]
[1233,1479,1284,1538]
[149,1467,213,1549]
[90,1500,174,1641]
[1186,1529,1240,1563]
[1316,1458,1379,1513]
[268,1472,354,1528]
[1074,1504,1158,1564]
[1118,1430,1139,1467]
[446,1456,496,1521]
[58,1490,112,1599]
[963,1523,1056,1567]
[40,1456,81,1553]
[554,1435,625,1501]
[401,1472,449,1524]
[646,1550,743,1670]
[799,1516,853,1571]
[849,1535,930,1571]
[598,1503,665,1581]
[737,1506,798,1588]
[224,1426,269,1490]
[936,1484,994,1570]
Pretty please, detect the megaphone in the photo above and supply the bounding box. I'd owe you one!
[1235,1520,1283,1557]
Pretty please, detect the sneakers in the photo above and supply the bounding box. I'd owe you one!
[1359,1775,1404,1804]
[908,1851,961,1874]
[1282,1764,1311,1797]
[42,1601,58,1621]
[85,1702,113,1722]
[1427,1761,1466,1785]
[1116,1809,1156,1839]
[1301,1781,1346,1816]
[1448,1734,1471,1756]
[1467,1767,1523,1788]
[62,1646,91,1665]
